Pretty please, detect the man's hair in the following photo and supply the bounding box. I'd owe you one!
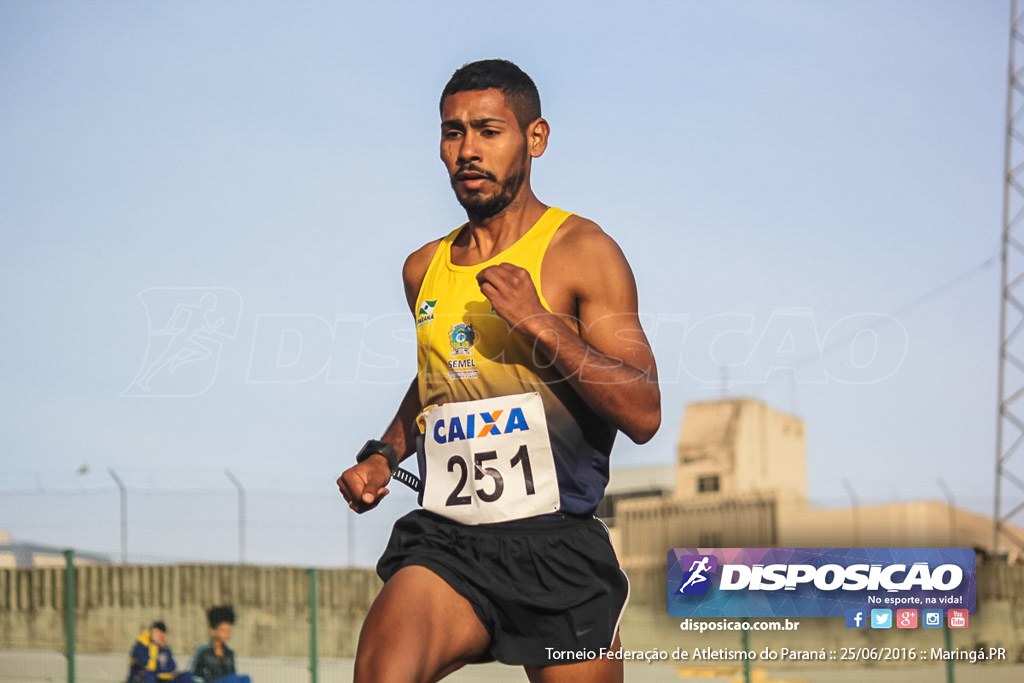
[151,620,167,633]
[440,59,541,132]
[207,605,236,629]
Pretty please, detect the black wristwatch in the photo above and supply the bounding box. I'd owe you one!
[356,439,399,474]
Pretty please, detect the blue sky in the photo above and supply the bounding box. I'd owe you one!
[0,0,1012,566]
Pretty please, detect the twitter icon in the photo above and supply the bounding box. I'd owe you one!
[871,609,893,629]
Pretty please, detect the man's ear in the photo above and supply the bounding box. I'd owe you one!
[527,117,549,158]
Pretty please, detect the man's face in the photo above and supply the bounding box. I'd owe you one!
[212,622,232,645]
[440,88,530,220]
[151,628,166,648]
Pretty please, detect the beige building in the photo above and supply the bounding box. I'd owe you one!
[674,398,806,503]
[0,530,110,568]
[605,398,1020,601]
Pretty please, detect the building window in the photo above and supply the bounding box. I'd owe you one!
[697,475,720,494]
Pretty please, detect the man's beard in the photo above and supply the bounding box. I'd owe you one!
[452,161,527,221]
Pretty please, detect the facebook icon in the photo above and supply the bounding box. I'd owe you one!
[845,609,866,629]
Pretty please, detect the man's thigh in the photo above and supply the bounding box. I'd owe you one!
[354,565,491,683]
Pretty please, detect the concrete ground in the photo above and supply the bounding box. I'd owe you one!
[2,651,1024,683]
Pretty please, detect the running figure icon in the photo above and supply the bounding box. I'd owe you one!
[135,293,226,391]
[679,556,712,594]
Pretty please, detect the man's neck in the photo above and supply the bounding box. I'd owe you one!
[461,192,548,260]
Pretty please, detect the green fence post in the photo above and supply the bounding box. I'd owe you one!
[740,618,750,683]
[945,618,955,683]
[309,568,319,683]
[63,549,76,683]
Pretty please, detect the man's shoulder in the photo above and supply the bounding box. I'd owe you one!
[404,238,444,278]
[402,237,446,311]
[549,213,626,262]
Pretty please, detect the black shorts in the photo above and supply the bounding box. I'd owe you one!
[376,509,630,666]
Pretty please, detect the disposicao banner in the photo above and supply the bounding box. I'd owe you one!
[667,547,976,619]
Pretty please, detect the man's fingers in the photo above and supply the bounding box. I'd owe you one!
[477,262,521,287]
[360,485,384,504]
[478,280,498,299]
[336,473,355,502]
[338,467,372,507]
[338,459,393,513]
[362,486,390,504]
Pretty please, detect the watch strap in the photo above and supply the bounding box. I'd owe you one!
[356,439,399,473]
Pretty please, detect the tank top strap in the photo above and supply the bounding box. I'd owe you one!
[418,223,467,302]
[506,207,573,276]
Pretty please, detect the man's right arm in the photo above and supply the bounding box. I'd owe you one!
[336,378,420,511]
[335,240,438,513]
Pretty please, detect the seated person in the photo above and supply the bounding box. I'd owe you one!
[189,605,252,683]
[127,621,194,683]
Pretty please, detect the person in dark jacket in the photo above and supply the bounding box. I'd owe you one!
[189,605,251,683]
[127,621,194,683]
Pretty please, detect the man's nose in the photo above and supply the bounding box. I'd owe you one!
[458,132,481,163]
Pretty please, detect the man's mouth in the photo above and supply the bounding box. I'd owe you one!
[456,168,495,183]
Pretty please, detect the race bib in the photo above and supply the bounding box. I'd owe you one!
[421,392,560,524]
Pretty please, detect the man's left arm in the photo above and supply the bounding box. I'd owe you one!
[476,225,660,443]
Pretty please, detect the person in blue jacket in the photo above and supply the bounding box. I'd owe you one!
[127,621,194,683]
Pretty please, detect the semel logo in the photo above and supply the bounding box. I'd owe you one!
[677,555,718,595]
[432,407,530,444]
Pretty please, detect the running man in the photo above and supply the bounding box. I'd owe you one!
[337,59,660,683]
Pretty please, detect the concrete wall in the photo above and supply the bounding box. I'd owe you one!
[614,493,778,605]
[777,500,1014,554]
[0,564,382,658]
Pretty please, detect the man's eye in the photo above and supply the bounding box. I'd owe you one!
[444,130,462,139]
[482,129,500,137]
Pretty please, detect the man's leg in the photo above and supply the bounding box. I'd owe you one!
[354,565,491,683]
[523,634,624,683]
